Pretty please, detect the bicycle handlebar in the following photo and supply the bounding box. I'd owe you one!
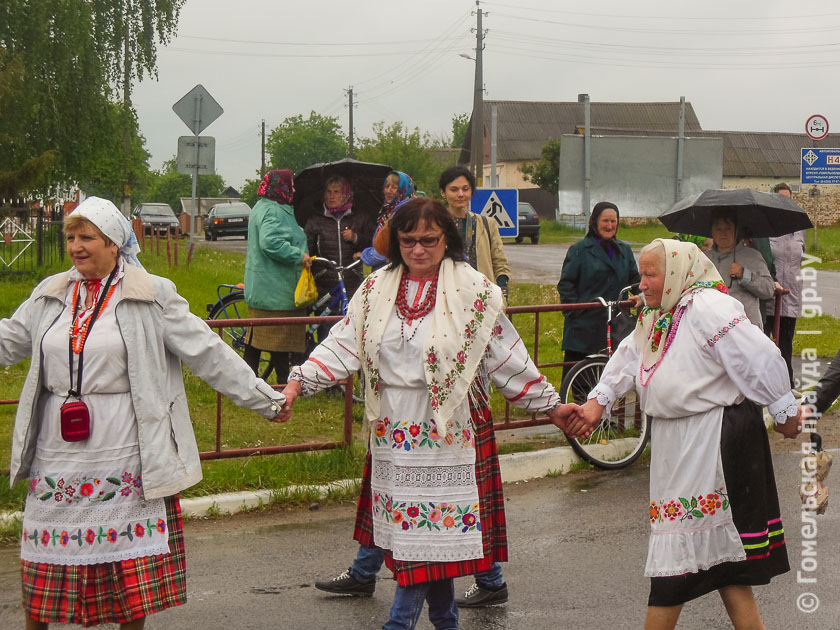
[310,256,363,272]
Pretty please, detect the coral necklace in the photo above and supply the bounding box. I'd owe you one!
[396,272,437,342]
[69,272,118,354]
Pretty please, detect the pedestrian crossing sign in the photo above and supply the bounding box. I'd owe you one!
[470,188,519,237]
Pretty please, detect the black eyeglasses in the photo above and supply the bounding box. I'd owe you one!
[397,235,443,248]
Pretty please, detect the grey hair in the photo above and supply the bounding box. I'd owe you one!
[639,240,666,272]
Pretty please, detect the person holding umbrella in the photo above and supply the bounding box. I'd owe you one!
[704,209,774,328]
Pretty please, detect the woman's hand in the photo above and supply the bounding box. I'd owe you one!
[342,228,355,243]
[564,398,605,439]
[272,380,302,423]
[547,403,579,432]
[302,253,312,268]
[773,406,803,439]
[729,262,744,279]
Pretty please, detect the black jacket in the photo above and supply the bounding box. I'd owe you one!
[304,209,373,299]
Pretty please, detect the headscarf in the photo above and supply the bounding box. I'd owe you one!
[70,197,143,268]
[257,169,294,204]
[634,239,727,385]
[323,177,353,216]
[587,201,621,259]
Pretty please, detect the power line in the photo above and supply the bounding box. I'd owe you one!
[482,0,840,21]
[166,45,468,59]
[178,34,466,47]
[490,10,840,36]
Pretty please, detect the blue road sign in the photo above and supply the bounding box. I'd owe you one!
[471,188,519,237]
[801,148,840,185]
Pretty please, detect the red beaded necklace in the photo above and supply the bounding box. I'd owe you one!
[69,279,117,354]
[396,271,437,321]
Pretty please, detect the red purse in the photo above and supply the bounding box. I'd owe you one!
[60,400,90,442]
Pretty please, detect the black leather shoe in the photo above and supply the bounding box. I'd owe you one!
[314,569,375,596]
[455,582,508,607]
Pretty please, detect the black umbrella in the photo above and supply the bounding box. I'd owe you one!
[292,158,392,227]
[659,188,813,238]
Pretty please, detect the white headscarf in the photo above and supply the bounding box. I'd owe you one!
[70,197,143,267]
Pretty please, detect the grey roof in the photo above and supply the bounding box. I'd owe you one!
[586,126,840,178]
[460,99,702,162]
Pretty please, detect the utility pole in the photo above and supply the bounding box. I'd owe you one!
[347,86,355,158]
[261,119,266,177]
[470,1,485,185]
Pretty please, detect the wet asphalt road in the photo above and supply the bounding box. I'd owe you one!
[199,237,840,318]
[1,446,837,630]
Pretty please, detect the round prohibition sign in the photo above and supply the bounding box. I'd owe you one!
[806,114,829,140]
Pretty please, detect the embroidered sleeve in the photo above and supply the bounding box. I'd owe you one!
[485,314,560,411]
[587,382,617,418]
[288,312,361,396]
[705,313,747,347]
[707,300,793,409]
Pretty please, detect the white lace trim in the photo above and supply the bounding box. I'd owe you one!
[773,403,799,424]
[645,517,745,577]
[588,386,615,416]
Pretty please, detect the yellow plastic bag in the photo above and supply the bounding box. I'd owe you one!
[294,266,318,308]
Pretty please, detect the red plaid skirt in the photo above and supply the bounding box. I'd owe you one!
[354,395,508,587]
[21,495,187,627]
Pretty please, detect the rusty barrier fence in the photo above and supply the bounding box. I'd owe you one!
[0,295,785,464]
[199,302,604,460]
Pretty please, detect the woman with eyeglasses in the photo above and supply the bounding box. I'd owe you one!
[277,198,580,629]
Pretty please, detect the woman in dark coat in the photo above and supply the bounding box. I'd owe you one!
[557,201,640,377]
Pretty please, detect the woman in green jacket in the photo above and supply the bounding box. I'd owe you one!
[244,169,310,381]
[557,201,640,378]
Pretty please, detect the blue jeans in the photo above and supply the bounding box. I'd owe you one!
[351,544,503,588]
[383,579,458,630]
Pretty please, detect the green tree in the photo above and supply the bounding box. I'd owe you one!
[0,0,183,198]
[451,113,469,148]
[142,158,225,213]
[266,112,348,174]
[519,139,562,196]
[239,177,260,208]
[356,122,449,196]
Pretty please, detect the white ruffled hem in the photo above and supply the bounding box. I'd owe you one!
[21,542,171,566]
[645,519,746,577]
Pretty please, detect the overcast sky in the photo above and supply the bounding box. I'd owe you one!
[132,0,840,190]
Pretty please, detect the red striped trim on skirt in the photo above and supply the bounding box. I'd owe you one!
[354,393,508,587]
[21,495,186,627]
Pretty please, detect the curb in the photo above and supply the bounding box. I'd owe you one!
[0,445,586,525]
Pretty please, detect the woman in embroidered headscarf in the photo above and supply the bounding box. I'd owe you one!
[572,238,801,630]
[0,197,285,629]
[277,197,579,629]
[361,170,416,270]
[244,169,311,381]
[304,175,373,301]
[557,201,640,379]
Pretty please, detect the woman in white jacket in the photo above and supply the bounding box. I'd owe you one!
[4,197,284,630]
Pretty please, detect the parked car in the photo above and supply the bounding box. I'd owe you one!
[515,201,540,244]
[132,203,180,235]
[205,201,251,240]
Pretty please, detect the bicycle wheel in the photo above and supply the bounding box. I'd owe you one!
[559,356,649,470]
[207,293,274,383]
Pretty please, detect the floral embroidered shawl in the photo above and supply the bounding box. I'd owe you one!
[351,257,503,436]
[634,239,725,384]
[257,169,294,204]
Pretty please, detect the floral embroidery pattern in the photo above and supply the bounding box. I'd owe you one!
[650,488,730,524]
[23,518,167,548]
[706,316,745,347]
[425,287,490,410]
[360,277,380,393]
[373,492,481,533]
[29,472,143,504]
[386,418,474,451]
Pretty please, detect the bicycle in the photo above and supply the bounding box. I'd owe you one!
[558,285,650,470]
[205,257,364,400]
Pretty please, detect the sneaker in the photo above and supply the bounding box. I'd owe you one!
[455,582,508,607]
[314,569,375,596]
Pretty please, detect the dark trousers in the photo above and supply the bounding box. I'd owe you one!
[243,345,291,383]
[764,315,796,388]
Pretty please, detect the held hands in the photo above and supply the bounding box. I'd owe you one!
[773,405,804,439]
[548,399,604,439]
[271,380,302,423]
